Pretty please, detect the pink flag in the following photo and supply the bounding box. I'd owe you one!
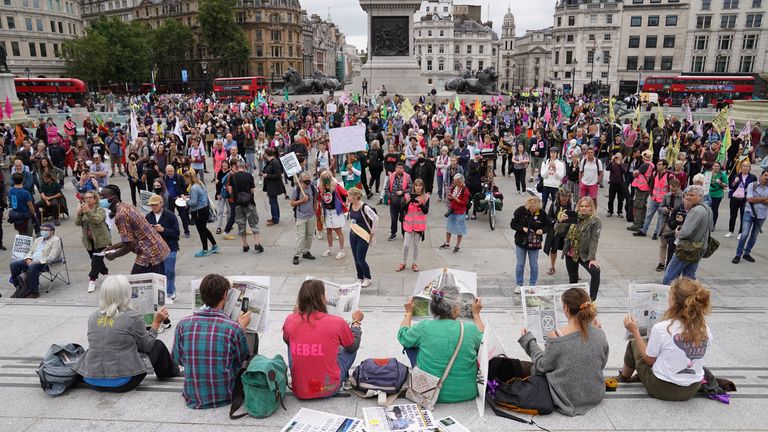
[262,103,269,116]
[4,97,12,119]
[491,95,496,104]
[498,95,504,104]
[543,106,551,124]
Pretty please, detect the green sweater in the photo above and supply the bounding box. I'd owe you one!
[397,319,483,403]
[707,171,728,199]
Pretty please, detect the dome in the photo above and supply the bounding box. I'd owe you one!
[503,7,515,27]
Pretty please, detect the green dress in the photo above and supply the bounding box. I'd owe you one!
[397,319,483,403]
[707,171,728,199]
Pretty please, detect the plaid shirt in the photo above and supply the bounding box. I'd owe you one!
[115,203,170,267]
[172,306,249,409]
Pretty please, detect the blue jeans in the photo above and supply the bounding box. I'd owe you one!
[662,256,700,285]
[515,245,539,286]
[736,212,764,257]
[245,152,256,174]
[10,260,47,295]
[350,233,371,280]
[641,198,663,235]
[436,174,445,200]
[542,186,558,212]
[163,251,177,296]
[268,195,280,223]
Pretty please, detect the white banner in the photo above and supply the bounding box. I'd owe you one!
[12,235,33,261]
[280,151,303,177]
[326,103,337,113]
[329,125,366,156]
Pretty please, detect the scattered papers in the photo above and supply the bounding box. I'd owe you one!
[521,283,589,342]
[281,408,365,432]
[126,273,167,326]
[363,404,437,432]
[191,276,270,333]
[626,284,670,339]
[280,151,303,177]
[436,417,471,432]
[306,277,361,321]
[412,268,477,320]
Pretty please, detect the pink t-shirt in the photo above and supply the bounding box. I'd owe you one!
[282,312,354,399]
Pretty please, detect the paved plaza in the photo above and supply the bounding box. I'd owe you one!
[1,171,766,431]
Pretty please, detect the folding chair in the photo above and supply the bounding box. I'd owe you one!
[41,238,70,293]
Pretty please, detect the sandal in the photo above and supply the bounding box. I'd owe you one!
[396,263,406,272]
[547,267,555,276]
[411,263,419,272]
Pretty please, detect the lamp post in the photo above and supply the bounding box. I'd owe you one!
[24,67,30,79]
[511,64,517,92]
[636,65,643,95]
[571,59,577,95]
[200,59,208,97]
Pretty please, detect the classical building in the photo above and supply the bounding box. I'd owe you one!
[498,8,516,91]
[415,0,453,22]
[414,13,499,89]
[510,28,554,91]
[452,4,482,24]
[683,0,767,74]
[0,0,83,77]
[82,0,139,24]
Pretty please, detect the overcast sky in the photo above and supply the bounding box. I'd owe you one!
[300,1,555,51]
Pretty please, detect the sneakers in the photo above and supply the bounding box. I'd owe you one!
[618,213,623,218]
[335,250,346,260]
[651,234,658,241]
[293,256,300,265]
[159,321,172,334]
[322,249,332,257]
[166,296,174,305]
[254,244,264,253]
[194,250,209,257]
[606,213,613,218]
[243,245,250,253]
[743,254,755,262]
[209,244,221,254]
[626,226,640,232]
[302,252,316,260]
[655,263,665,272]
[171,293,177,301]
[439,243,450,249]
[514,286,521,294]
[223,234,237,240]
[361,279,372,288]
[732,256,741,264]
[88,281,96,293]
[724,232,733,238]
[387,234,396,241]
[633,231,646,237]
[452,246,460,253]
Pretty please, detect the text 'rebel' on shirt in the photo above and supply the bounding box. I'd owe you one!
[646,319,713,386]
[282,312,354,399]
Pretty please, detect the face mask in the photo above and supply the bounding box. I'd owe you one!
[154,187,162,193]
[303,180,311,185]
[40,230,51,238]
[322,178,330,186]
[99,198,110,209]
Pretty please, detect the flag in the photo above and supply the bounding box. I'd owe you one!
[353,93,359,104]
[557,105,564,126]
[381,103,388,120]
[15,124,27,147]
[718,126,731,164]
[711,107,729,132]
[474,97,482,118]
[3,96,11,119]
[543,105,551,124]
[738,121,752,140]
[460,99,466,114]
[453,94,461,112]
[666,135,680,165]
[93,112,104,126]
[283,87,289,102]
[173,119,183,141]
[686,104,694,125]
[632,104,641,129]
[557,98,572,118]
[130,110,139,143]
[491,95,496,104]
[696,119,704,137]
[498,95,504,104]
[400,97,415,122]
[608,97,615,123]
[340,92,351,105]
[657,104,665,126]
[649,130,654,154]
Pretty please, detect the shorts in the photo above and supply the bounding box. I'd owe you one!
[579,183,599,199]
[323,208,346,229]
[235,203,259,236]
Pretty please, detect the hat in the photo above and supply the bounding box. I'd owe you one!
[148,194,163,205]
[473,149,481,155]
[642,150,653,160]
[549,146,560,153]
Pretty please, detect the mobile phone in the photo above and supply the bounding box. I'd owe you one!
[241,297,250,313]
[566,210,578,223]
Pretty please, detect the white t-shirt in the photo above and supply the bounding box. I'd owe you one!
[646,319,713,386]
[580,158,602,186]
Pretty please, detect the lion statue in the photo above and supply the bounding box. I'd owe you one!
[311,70,344,91]
[444,67,499,95]
[283,68,323,95]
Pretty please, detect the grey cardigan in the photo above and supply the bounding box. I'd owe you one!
[518,326,609,416]
[73,310,158,379]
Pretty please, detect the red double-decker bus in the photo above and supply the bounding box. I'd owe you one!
[15,78,88,107]
[212,76,268,102]
[642,75,755,106]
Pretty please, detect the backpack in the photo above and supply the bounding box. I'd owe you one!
[230,355,288,419]
[36,343,85,396]
[349,358,409,405]
[490,375,554,426]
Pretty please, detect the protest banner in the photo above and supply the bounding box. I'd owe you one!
[140,190,153,212]
[280,151,303,177]
[329,124,367,156]
[399,98,415,122]
[12,235,33,261]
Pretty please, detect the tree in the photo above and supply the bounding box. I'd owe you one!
[150,18,193,68]
[88,18,152,84]
[62,32,111,86]
[198,0,250,77]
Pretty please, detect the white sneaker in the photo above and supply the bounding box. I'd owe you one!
[322,249,332,257]
[335,250,346,260]
[166,296,174,305]
[738,233,742,240]
[88,281,96,293]
[171,293,177,300]
[361,278,372,287]
[514,286,521,294]
[724,232,733,238]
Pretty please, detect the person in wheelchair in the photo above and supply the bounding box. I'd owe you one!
[9,224,62,298]
[35,172,65,226]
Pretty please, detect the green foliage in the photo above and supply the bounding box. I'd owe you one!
[198,0,250,76]
[150,18,193,67]
[62,32,111,85]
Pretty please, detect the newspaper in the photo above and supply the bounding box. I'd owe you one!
[191,276,270,333]
[126,273,167,326]
[306,277,361,321]
[626,284,670,339]
[475,326,507,416]
[280,408,365,432]
[411,268,477,320]
[521,283,589,342]
[436,417,471,432]
[363,404,437,432]
[11,235,33,261]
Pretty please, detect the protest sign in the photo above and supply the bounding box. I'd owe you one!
[12,235,33,261]
[280,151,303,177]
[191,276,271,333]
[140,190,153,212]
[329,125,366,156]
[280,408,365,432]
[626,284,670,339]
[399,98,415,122]
[326,103,338,113]
[521,283,589,342]
[126,273,167,326]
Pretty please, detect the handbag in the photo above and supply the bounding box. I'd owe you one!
[405,321,464,411]
[489,375,553,430]
[231,173,254,207]
[526,230,542,250]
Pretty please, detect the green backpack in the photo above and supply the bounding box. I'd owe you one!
[230,354,288,419]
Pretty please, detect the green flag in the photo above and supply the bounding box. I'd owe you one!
[558,98,572,118]
[718,127,731,164]
[454,94,461,112]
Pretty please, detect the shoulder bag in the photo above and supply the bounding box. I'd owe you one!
[405,321,464,411]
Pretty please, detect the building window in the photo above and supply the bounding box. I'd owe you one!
[633,0,643,3]
[427,30,432,37]
[714,55,729,72]
[426,60,432,71]
[630,16,641,26]
[588,34,595,41]
[454,45,460,54]
[721,14,737,28]
[555,51,560,65]
[28,42,36,57]
[665,15,677,26]
[479,45,484,54]
[627,56,638,70]
[702,0,711,8]
[746,13,762,27]
[604,33,611,41]
[723,0,738,8]
[586,72,593,79]
[557,17,562,27]
[566,34,574,42]
[603,50,610,64]
[629,35,640,48]
[568,16,575,26]
[39,42,46,57]
[427,45,432,54]
[50,20,55,32]
[590,15,597,24]
[697,15,712,28]
[718,34,733,49]
[58,21,62,33]
[270,13,280,23]
[663,35,676,48]
[646,35,657,48]
[466,59,472,70]
[439,44,444,53]
[271,46,281,57]
[643,56,655,70]
[35,18,42,31]
[742,34,758,49]
[606,14,613,24]
[454,60,461,71]
[660,56,673,70]
[601,72,608,78]
[25,17,33,31]
[565,71,571,79]
[53,42,59,57]
[566,50,573,64]
[753,0,762,7]
[254,30,262,42]
[648,16,660,26]
[10,41,20,56]
[694,36,708,50]
[466,45,471,54]
[739,55,755,72]
[587,50,595,63]
[439,30,444,37]
[691,56,706,72]
[255,46,263,57]
[478,60,484,70]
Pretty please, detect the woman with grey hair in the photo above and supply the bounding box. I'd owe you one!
[398,284,485,403]
[439,173,470,253]
[73,275,179,392]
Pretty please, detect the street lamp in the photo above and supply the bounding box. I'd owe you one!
[200,59,209,96]
[571,59,577,95]
[636,65,643,95]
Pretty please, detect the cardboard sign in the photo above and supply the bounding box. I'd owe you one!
[279,151,303,177]
[326,103,338,113]
[328,124,367,156]
[12,235,33,261]
[140,190,153,212]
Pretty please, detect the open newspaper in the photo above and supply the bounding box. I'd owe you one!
[363,404,437,432]
[281,408,365,432]
[306,277,361,321]
[475,326,507,416]
[521,283,589,342]
[191,276,270,333]
[126,273,167,326]
[626,284,670,339]
[411,268,477,320]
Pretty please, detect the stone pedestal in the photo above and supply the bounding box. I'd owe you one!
[0,73,31,125]
[358,0,428,95]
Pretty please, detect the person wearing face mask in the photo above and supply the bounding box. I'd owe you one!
[556,197,602,301]
[76,191,111,293]
[163,165,191,238]
[409,153,436,195]
[291,172,318,265]
[9,224,62,298]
